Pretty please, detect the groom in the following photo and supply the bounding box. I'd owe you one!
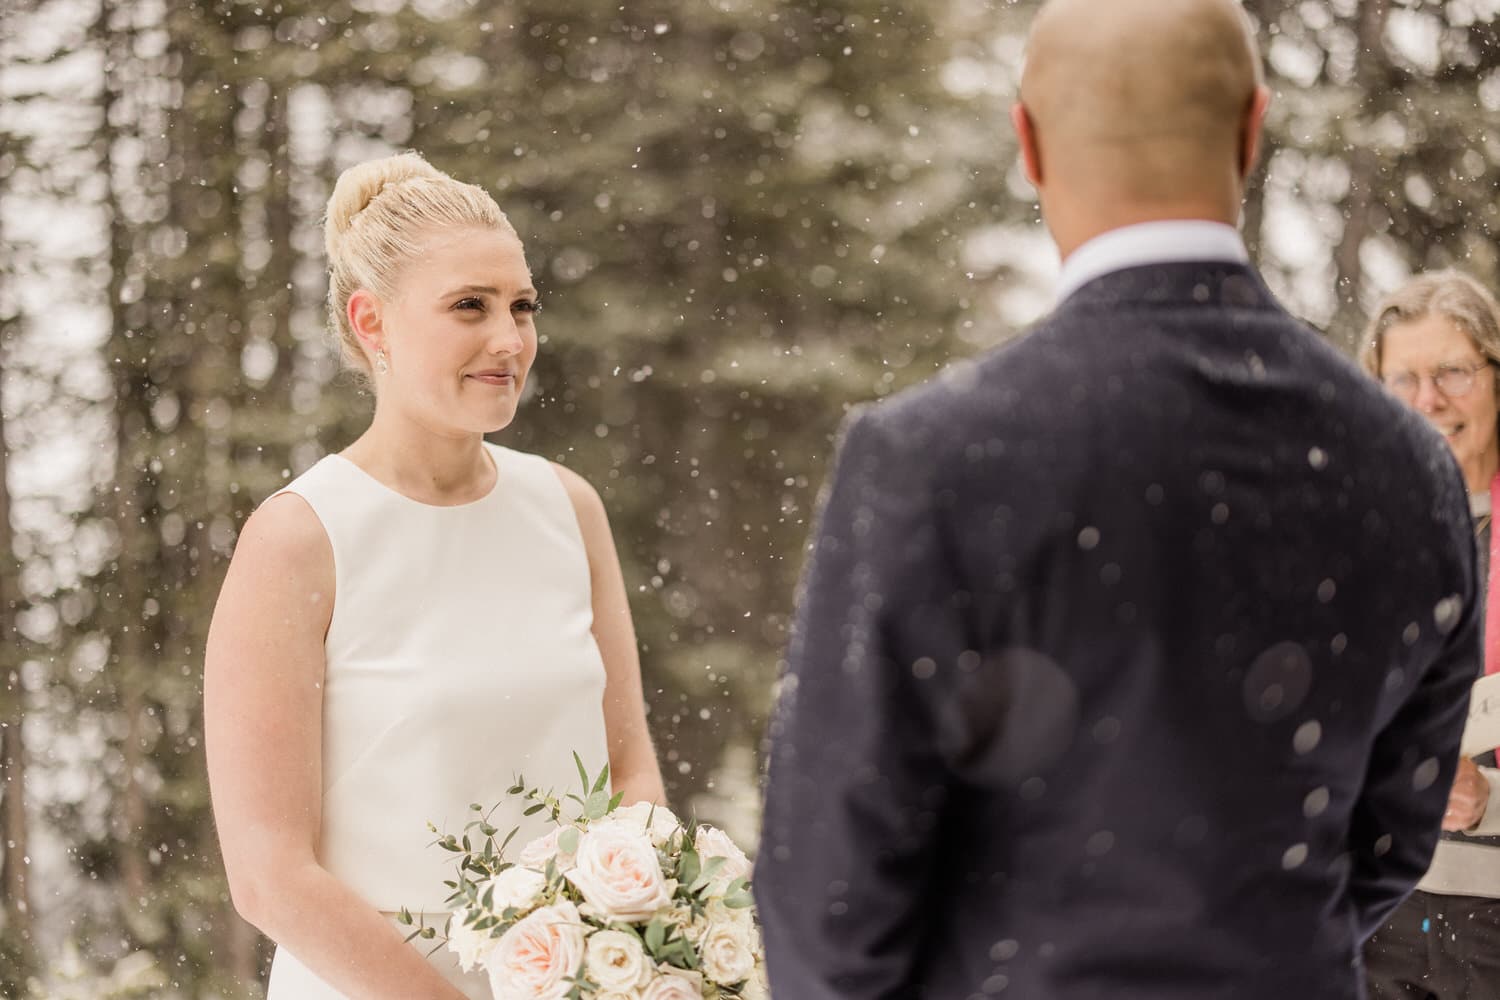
[755,0,1479,997]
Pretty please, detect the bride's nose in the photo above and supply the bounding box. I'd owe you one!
[486,314,525,356]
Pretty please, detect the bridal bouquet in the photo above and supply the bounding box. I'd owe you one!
[405,755,766,1000]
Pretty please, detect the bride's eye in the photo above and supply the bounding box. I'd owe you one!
[455,297,485,312]
[513,299,541,315]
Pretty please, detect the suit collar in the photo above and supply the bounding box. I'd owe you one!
[1056,221,1249,305]
[1057,259,1280,314]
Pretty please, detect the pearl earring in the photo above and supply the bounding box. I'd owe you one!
[375,351,389,375]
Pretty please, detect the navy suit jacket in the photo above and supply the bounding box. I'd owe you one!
[756,262,1479,1000]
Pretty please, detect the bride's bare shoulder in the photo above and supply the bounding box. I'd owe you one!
[548,461,603,514]
[238,492,333,567]
[215,492,336,622]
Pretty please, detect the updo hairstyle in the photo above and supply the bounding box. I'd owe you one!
[323,151,516,377]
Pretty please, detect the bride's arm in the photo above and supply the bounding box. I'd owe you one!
[554,464,668,807]
[204,494,466,1000]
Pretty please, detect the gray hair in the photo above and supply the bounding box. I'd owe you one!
[1360,269,1500,378]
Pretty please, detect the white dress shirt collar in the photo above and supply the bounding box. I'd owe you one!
[1055,220,1250,304]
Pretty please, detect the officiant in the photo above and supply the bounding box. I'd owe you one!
[1361,269,1500,998]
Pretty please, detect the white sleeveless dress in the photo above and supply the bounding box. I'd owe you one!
[263,443,610,999]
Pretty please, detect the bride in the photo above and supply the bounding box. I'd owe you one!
[203,151,666,998]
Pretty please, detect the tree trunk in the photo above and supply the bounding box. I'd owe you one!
[0,345,35,987]
[0,5,36,969]
[1329,0,1391,354]
[1242,121,1272,271]
[94,0,153,920]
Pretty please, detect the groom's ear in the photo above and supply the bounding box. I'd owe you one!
[1012,103,1044,189]
[1239,85,1272,180]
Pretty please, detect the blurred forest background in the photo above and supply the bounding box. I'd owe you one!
[1,0,1498,995]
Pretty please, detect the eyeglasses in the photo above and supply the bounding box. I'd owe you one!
[1383,361,1495,402]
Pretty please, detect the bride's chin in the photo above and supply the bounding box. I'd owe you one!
[475,409,519,435]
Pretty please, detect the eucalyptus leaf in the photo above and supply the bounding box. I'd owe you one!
[678,848,702,887]
[692,856,727,894]
[644,917,667,955]
[573,751,590,796]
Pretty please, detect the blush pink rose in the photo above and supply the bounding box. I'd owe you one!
[488,900,586,1000]
[564,823,676,922]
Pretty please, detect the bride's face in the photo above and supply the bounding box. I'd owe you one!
[375,226,540,435]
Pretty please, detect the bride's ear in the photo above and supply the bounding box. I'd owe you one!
[1012,103,1044,189]
[347,288,386,365]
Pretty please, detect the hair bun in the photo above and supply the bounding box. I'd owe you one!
[324,151,442,259]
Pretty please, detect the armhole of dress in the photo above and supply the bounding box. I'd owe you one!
[523,449,596,600]
[265,485,341,644]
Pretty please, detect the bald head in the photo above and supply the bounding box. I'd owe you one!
[1024,0,1261,145]
[1014,0,1268,247]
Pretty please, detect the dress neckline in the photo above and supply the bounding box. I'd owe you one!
[327,444,502,511]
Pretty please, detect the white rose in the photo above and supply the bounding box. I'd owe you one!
[565,823,676,922]
[739,963,769,1000]
[584,929,652,992]
[519,828,577,872]
[698,909,757,985]
[482,865,548,915]
[641,967,702,1000]
[594,992,643,1000]
[488,900,586,1000]
[447,908,498,974]
[693,825,752,892]
[610,801,682,845]
[671,901,709,944]
[702,899,757,942]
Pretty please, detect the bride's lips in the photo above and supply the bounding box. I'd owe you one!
[466,370,516,386]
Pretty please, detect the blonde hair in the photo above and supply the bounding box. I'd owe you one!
[323,151,516,376]
[1360,269,1500,378]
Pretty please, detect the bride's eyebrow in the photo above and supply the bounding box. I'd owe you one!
[439,284,539,299]
[440,284,500,298]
